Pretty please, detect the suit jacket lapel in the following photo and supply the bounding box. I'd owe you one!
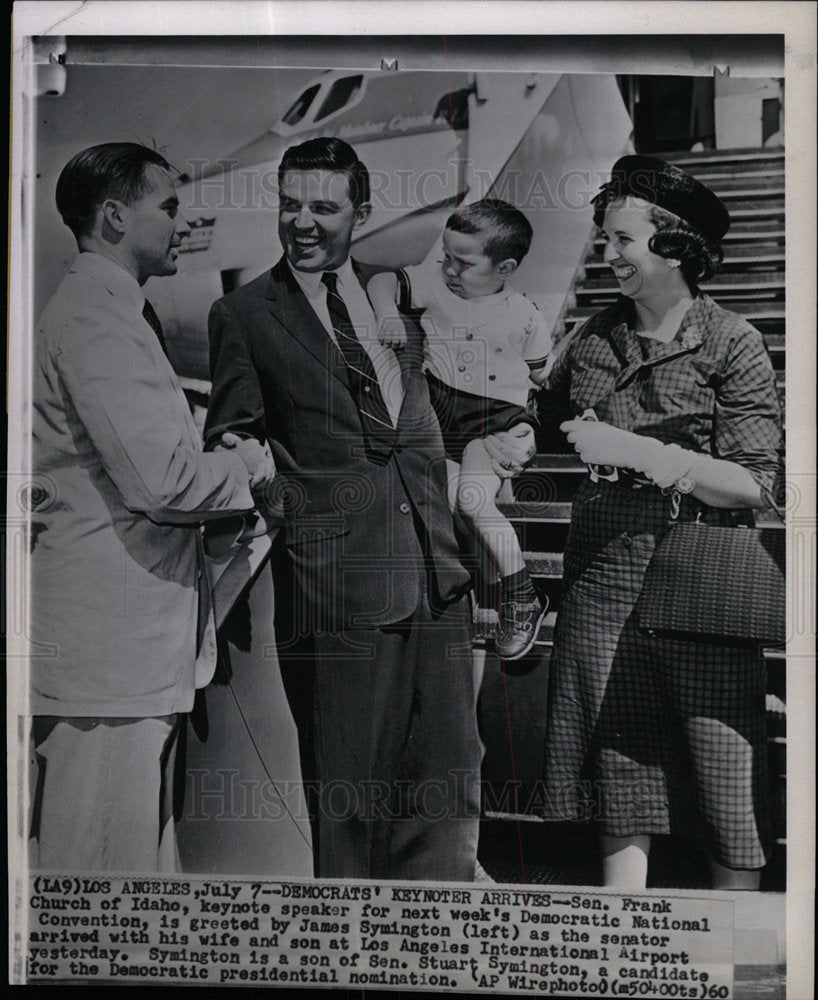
[90,258,203,449]
[264,258,351,391]
[264,257,415,430]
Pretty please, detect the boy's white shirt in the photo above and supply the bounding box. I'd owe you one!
[402,236,552,407]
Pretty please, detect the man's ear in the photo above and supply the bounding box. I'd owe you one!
[352,202,372,229]
[497,258,519,277]
[101,198,127,236]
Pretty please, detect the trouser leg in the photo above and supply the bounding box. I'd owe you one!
[386,590,481,881]
[311,590,480,880]
[32,715,179,872]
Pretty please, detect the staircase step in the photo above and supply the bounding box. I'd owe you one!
[663,147,784,167]
[764,333,785,357]
[575,288,784,311]
[499,501,572,523]
[587,244,786,263]
[725,200,784,219]
[593,226,785,253]
[691,176,784,196]
[583,248,785,273]
[577,272,784,293]
[574,291,783,310]
[693,167,784,184]
[726,218,786,234]
[714,227,784,245]
[692,181,784,200]
[590,199,784,221]
[566,301,785,324]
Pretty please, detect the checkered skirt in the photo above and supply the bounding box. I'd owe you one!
[543,478,770,868]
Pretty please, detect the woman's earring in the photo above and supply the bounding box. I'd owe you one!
[666,258,681,269]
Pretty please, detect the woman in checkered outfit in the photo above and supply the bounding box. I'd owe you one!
[541,156,782,890]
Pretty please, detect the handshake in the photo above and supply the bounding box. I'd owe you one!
[219,432,276,490]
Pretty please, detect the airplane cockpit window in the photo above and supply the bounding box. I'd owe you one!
[314,75,364,122]
[281,84,321,126]
[433,86,472,129]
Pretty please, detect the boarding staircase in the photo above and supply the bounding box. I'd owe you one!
[477,147,786,888]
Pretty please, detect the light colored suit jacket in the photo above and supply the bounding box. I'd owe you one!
[29,252,254,717]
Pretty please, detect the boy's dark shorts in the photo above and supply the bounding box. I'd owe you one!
[426,372,537,464]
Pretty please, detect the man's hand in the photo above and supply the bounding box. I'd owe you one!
[483,423,537,478]
[221,432,277,490]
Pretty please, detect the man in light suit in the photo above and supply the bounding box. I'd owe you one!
[29,143,275,872]
[205,137,534,879]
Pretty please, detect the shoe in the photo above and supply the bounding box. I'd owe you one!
[494,597,548,660]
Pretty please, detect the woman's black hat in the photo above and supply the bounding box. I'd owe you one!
[595,154,731,244]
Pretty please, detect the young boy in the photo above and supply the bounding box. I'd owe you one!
[368,199,551,659]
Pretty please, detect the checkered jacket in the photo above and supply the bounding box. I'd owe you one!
[541,294,782,491]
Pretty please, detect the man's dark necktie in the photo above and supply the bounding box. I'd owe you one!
[142,298,169,356]
[321,271,395,463]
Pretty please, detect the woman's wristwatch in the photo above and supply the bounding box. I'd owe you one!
[669,473,696,495]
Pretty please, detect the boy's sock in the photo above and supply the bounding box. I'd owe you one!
[500,566,539,606]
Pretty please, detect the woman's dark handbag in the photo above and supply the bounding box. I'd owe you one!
[638,512,786,644]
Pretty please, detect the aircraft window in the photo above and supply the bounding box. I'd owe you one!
[314,75,364,122]
[433,86,472,129]
[281,84,320,126]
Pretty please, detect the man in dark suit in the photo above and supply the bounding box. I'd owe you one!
[205,137,533,880]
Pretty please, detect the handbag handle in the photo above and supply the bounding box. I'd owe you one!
[760,483,786,523]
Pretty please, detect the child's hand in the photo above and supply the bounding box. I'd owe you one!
[377,315,408,349]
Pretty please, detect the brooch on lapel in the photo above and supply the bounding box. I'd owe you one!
[679,325,704,351]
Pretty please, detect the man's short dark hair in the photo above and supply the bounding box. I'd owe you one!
[445,199,533,265]
[56,143,174,241]
[278,137,370,209]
